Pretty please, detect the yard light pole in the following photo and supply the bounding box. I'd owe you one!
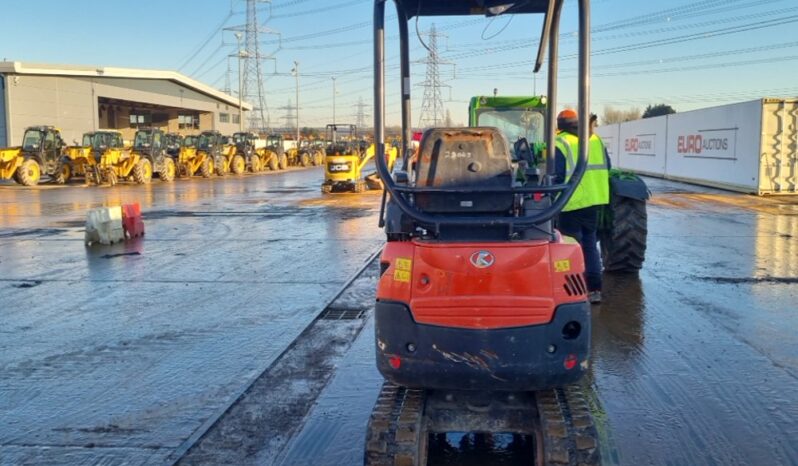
[332,76,337,143]
[332,76,337,124]
[235,32,244,132]
[292,61,300,145]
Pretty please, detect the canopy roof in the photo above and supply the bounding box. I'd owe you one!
[394,0,551,18]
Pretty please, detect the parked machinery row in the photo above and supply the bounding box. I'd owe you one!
[0,126,326,186]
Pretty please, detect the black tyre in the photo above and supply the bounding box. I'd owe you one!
[300,152,310,167]
[160,158,176,182]
[600,194,647,273]
[106,170,118,187]
[278,154,288,170]
[89,167,102,185]
[132,158,153,184]
[200,159,212,178]
[54,161,72,185]
[321,184,333,194]
[268,155,279,171]
[16,159,42,186]
[354,180,367,193]
[215,156,228,176]
[177,162,189,178]
[250,156,262,173]
[231,155,246,175]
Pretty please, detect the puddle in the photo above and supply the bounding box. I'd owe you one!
[0,228,67,238]
[427,432,535,466]
[696,275,798,285]
[12,281,43,289]
[100,252,142,259]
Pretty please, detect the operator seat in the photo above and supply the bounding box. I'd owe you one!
[414,127,514,214]
[384,127,552,242]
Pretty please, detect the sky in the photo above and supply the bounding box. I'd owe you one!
[3,0,798,127]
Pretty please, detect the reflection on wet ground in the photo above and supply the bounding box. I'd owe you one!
[0,168,386,464]
[427,432,535,466]
[588,177,798,465]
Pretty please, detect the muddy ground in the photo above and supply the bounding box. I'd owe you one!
[0,171,796,465]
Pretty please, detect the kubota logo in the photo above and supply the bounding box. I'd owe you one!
[470,251,495,269]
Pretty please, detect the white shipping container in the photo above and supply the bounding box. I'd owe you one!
[596,98,798,195]
[759,99,798,195]
[617,115,668,176]
[664,100,763,193]
[595,123,620,168]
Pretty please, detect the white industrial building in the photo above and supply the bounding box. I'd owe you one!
[0,61,252,146]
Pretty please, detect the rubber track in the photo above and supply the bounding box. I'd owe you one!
[601,195,647,273]
[364,382,425,466]
[366,383,600,466]
[536,385,601,465]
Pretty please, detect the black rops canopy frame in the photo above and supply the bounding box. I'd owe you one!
[373,0,592,230]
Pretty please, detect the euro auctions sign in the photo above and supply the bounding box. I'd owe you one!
[675,129,737,159]
[624,134,656,156]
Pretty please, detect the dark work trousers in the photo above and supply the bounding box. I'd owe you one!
[557,206,603,292]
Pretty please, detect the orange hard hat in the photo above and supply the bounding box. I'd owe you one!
[557,108,578,121]
[557,108,579,131]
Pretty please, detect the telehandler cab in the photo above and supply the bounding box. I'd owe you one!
[212,134,245,176]
[299,139,325,166]
[164,133,184,158]
[177,132,214,178]
[231,132,264,173]
[129,128,176,183]
[60,131,124,184]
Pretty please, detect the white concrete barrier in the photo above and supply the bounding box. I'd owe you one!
[85,206,125,245]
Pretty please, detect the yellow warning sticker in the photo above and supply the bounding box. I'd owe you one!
[554,259,571,273]
[394,270,411,283]
[395,258,412,271]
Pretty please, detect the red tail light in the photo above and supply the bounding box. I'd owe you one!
[564,354,577,370]
[389,356,401,369]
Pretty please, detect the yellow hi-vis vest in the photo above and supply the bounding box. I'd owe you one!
[555,133,610,212]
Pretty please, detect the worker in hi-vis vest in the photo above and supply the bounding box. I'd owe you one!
[554,109,610,304]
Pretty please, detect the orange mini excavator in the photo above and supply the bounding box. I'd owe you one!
[365,1,599,465]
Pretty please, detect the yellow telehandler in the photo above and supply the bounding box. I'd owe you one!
[59,131,124,184]
[211,133,245,176]
[0,126,66,186]
[178,131,217,178]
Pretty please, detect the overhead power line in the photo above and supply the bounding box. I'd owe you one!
[179,11,235,71]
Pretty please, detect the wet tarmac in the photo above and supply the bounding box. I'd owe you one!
[278,177,798,466]
[0,170,385,465]
[1,173,797,465]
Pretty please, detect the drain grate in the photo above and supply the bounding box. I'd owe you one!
[320,308,365,320]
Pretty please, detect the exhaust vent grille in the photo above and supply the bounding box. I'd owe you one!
[563,273,587,296]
